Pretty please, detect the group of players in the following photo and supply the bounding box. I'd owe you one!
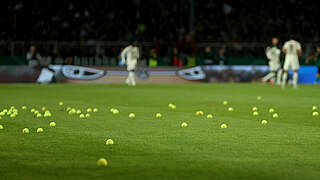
[263,36,320,88]
[120,38,320,87]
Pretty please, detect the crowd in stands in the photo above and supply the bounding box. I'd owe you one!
[1,0,319,66]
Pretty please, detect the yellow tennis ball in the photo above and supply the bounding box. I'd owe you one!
[113,109,119,114]
[155,113,162,118]
[22,106,27,110]
[261,120,268,125]
[228,107,234,112]
[76,110,81,114]
[85,113,91,118]
[223,101,228,105]
[0,125,3,130]
[79,114,85,118]
[312,112,319,117]
[257,96,262,100]
[312,106,318,111]
[87,108,92,113]
[41,107,46,111]
[36,128,44,133]
[220,124,228,129]
[181,122,188,127]
[129,113,135,119]
[269,108,275,113]
[97,158,108,167]
[93,108,98,112]
[253,111,259,116]
[206,114,213,118]
[252,107,258,111]
[49,122,56,127]
[171,105,176,109]
[106,139,114,145]
[22,128,30,134]
[59,101,64,106]
[273,113,279,118]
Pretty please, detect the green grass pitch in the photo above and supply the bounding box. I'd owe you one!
[0,83,320,180]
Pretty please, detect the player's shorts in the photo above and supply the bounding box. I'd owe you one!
[283,58,300,70]
[127,63,137,71]
[269,61,281,72]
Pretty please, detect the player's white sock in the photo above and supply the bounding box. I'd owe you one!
[277,69,283,85]
[293,72,298,88]
[282,72,288,87]
[262,72,275,82]
[129,72,136,86]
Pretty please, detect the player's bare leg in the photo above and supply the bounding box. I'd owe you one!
[281,70,288,88]
[293,69,298,88]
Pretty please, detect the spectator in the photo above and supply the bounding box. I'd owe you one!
[26,45,42,67]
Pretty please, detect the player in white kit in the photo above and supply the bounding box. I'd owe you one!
[282,36,302,88]
[121,41,139,86]
[262,37,282,85]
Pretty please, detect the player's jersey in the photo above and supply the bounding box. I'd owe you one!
[121,45,139,64]
[283,40,301,59]
[266,45,281,63]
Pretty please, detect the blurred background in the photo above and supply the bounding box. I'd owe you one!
[1,0,319,67]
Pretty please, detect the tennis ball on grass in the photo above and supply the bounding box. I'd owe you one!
[113,109,119,114]
[0,125,3,130]
[181,122,188,127]
[253,111,259,116]
[261,120,268,125]
[22,128,30,134]
[129,113,135,119]
[87,108,92,113]
[273,113,279,118]
[228,107,234,112]
[312,106,318,111]
[36,128,44,133]
[223,101,228,105]
[59,102,64,106]
[86,113,91,118]
[206,114,213,118]
[220,124,228,129]
[79,114,85,118]
[252,107,258,111]
[155,113,162,118]
[22,106,27,110]
[93,108,98,112]
[269,108,275,113]
[196,111,204,115]
[106,139,114,145]
[312,112,319,117]
[97,158,108,167]
[49,122,56,127]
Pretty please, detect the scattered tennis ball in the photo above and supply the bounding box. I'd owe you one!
[312,112,319,117]
[0,112,5,116]
[3,109,7,113]
[207,114,213,118]
[261,120,268,125]
[36,113,42,118]
[272,113,279,118]
[252,107,258,111]
[59,101,64,106]
[223,101,228,105]
[49,122,56,127]
[113,109,119,114]
[79,114,85,118]
[68,110,75,115]
[220,124,228,129]
[22,106,27,110]
[66,107,71,111]
[34,110,39,114]
[30,108,35,113]
[76,110,81,114]
[228,107,234,112]
[106,139,114,145]
[0,125,3,130]
[22,128,30,134]
[181,122,188,127]
[41,107,46,111]
[196,111,204,116]
[171,105,176,109]
[269,108,275,113]
[97,158,108,167]
[36,128,44,133]
[44,111,52,117]
[110,108,115,113]
[253,111,259,116]
[168,103,173,108]
[10,114,16,118]
[312,106,318,111]
[155,113,162,118]
[10,106,15,109]
[87,108,92,113]
[257,96,262,100]
[93,108,98,112]
[128,113,135,119]
[86,113,91,118]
